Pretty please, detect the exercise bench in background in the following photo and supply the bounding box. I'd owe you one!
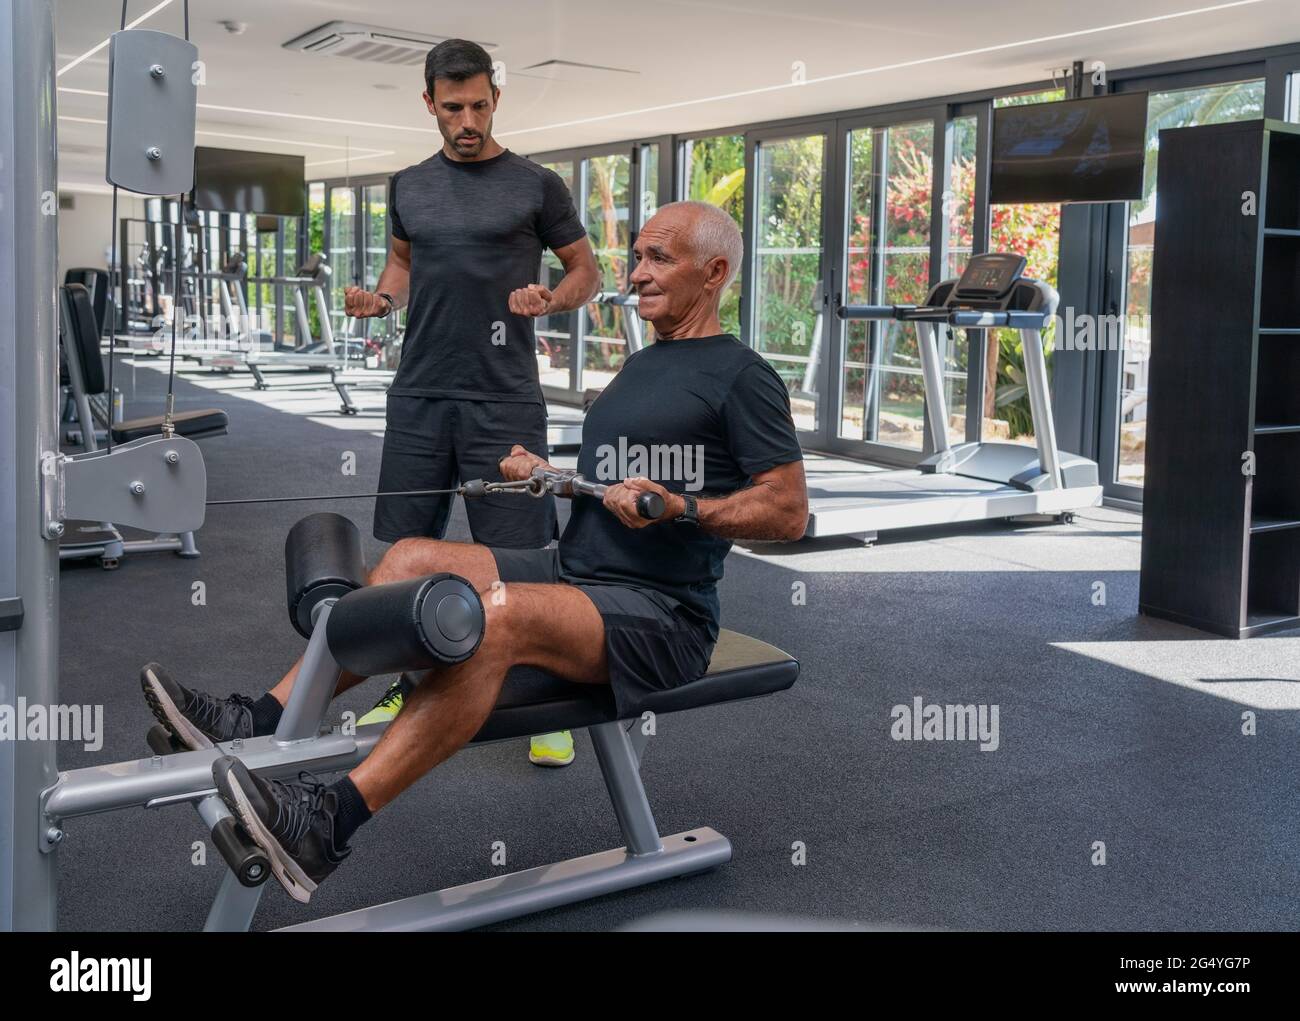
[58,281,229,567]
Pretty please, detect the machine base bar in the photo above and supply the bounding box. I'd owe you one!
[276,827,731,932]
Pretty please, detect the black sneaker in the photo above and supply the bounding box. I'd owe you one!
[140,662,258,750]
[212,756,349,903]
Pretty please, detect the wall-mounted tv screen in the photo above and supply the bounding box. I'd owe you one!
[990,92,1148,204]
[192,147,305,217]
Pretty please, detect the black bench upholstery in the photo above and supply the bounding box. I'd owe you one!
[470,630,799,743]
[62,284,107,394]
[64,267,110,335]
[60,282,230,443]
[111,409,230,443]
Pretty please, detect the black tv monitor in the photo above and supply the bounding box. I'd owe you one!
[990,92,1148,204]
[192,147,305,217]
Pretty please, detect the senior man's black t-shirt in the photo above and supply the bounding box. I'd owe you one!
[388,150,586,403]
[559,334,804,637]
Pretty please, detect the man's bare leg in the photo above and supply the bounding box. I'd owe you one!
[348,583,608,812]
[266,537,501,707]
[206,581,606,901]
[142,537,517,754]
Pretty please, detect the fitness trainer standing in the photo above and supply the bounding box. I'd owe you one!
[344,40,599,764]
[346,39,598,548]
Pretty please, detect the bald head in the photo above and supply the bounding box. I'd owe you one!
[630,201,743,338]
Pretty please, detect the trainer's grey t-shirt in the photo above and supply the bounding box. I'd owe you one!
[388,150,585,403]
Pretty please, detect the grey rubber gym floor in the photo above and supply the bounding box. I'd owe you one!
[55,357,1300,931]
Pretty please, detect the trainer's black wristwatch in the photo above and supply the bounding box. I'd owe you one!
[377,292,396,317]
[674,493,699,526]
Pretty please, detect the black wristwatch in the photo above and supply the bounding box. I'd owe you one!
[377,292,396,317]
[675,493,699,526]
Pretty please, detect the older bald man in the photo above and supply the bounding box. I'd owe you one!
[143,201,808,899]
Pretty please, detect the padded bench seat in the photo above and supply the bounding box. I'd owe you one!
[60,282,230,444]
[111,408,230,444]
[471,629,799,743]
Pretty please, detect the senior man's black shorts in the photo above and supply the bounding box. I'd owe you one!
[490,545,716,719]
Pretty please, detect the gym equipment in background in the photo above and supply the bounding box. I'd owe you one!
[802,252,1103,544]
[58,282,227,567]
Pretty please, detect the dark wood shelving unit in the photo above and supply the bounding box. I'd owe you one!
[1140,119,1300,638]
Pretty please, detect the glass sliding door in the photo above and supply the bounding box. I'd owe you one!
[836,119,938,453]
[293,183,326,346]
[637,143,659,225]
[943,113,980,445]
[945,115,979,282]
[579,151,632,393]
[328,185,357,324]
[526,143,667,403]
[749,128,830,437]
[359,183,391,352]
[634,143,660,345]
[1101,78,1265,494]
[302,177,391,350]
[681,134,745,336]
[362,183,388,291]
[536,159,576,394]
[277,214,300,346]
[252,216,277,340]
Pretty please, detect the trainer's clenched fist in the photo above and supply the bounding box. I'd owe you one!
[498,444,550,482]
[508,283,554,317]
[344,286,392,318]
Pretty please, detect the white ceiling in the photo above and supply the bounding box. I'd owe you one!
[53,0,1300,192]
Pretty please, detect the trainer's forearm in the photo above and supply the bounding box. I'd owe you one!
[375,257,411,310]
[544,261,600,315]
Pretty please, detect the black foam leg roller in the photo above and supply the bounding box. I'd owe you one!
[284,513,367,638]
[325,573,485,676]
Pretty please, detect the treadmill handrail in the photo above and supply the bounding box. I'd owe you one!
[835,304,899,320]
[250,274,318,286]
[948,309,1050,328]
[837,304,1050,328]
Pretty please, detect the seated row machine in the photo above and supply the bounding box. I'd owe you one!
[40,512,799,931]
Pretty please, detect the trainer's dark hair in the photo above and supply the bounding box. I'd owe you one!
[424,39,495,96]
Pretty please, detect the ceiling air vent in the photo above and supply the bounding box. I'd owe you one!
[282,21,497,67]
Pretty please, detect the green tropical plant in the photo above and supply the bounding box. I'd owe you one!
[701,167,745,210]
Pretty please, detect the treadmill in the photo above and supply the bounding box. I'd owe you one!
[234,254,364,388]
[804,252,1102,543]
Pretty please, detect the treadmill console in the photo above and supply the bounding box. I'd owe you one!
[952,253,1027,302]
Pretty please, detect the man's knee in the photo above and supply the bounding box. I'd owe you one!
[476,583,603,680]
[479,585,516,652]
[370,537,436,585]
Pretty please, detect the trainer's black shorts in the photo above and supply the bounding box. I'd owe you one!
[490,546,716,719]
[375,396,557,547]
